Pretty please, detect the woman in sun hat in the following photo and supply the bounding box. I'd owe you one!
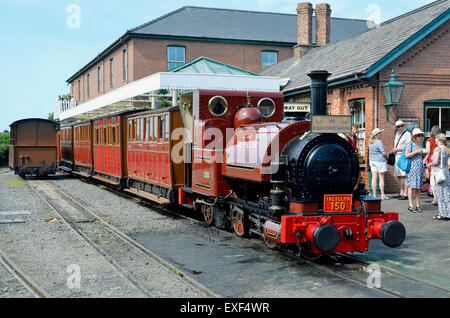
[369,128,390,200]
[405,128,426,213]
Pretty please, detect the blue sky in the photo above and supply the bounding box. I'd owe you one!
[0,0,435,131]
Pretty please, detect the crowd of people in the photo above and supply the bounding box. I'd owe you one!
[366,120,449,220]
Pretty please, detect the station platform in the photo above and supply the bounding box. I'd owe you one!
[358,193,450,291]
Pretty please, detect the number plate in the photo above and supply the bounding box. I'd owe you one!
[323,194,353,213]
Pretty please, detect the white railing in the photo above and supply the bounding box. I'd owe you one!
[54,100,78,120]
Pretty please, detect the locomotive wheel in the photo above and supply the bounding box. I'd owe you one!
[201,205,214,226]
[231,207,248,238]
[264,236,278,250]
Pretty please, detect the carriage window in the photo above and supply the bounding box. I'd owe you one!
[165,114,169,141]
[132,119,136,141]
[137,118,141,141]
[103,128,107,144]
[112,126,116,145]
[208,96,228,116]
[150,117,154,142]
[96,128,99,144]
[257,98,276,118]
[142,118,146,142]
[159,116,164,140]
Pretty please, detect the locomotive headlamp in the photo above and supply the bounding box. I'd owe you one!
[382,69,405,121]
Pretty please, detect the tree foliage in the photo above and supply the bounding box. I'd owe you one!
[0,132,10,166]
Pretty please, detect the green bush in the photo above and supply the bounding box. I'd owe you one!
[0,133,10,167]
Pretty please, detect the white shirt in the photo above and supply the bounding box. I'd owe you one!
[394,129,412,154]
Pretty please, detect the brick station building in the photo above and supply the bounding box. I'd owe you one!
[262,0,450,192]
[65,5,369,105]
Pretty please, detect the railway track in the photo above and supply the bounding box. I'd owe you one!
[27,179,218,298]
[0,247,51,298]
[100,182,450,298]
[50,174,450,298]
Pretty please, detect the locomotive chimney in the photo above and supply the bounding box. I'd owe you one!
[307,70,331,116]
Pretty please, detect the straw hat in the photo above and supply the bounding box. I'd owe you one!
[371,128,384,138]
[411,128,425,137]
[395,120,405,127]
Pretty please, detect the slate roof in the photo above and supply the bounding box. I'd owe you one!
[66,6,370,83]
[167,56,260,76]
[261,0,450,94]
[130,6,370,44]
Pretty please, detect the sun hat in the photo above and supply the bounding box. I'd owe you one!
[411,128,425,137]
[395,120,405,127]
[371,128,384,138]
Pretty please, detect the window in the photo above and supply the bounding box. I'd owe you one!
[165,114,169,141]
[208,96,228,116]
[149,117,154,141]
[112,126,116,145]
[97,66,101,92]
[141,118,146,142]
[78,79,81,101]
[87,74,90,98]
[257,98,276,118]
[349,99,366,156]
[128,121,132,141]
[262,50,278,69]
[159,116,164,140]
[425,101,450,134]
[123,48,128,82]
[167,45,185,70]
[136,118,141,141]
[110,58,114,88]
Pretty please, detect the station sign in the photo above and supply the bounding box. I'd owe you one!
[311,115,352,134]
[283,102,310,113]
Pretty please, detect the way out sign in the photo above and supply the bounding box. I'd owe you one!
[284,102,310,113]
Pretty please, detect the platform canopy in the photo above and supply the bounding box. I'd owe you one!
[55,58,281,122]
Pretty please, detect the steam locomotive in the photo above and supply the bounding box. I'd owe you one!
[58,70,406,258]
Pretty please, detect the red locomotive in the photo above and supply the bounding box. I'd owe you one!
[58,70,406,258]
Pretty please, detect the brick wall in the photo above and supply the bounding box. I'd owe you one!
[68,37,293,104]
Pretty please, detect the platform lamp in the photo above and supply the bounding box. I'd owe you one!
[382,69,405,121]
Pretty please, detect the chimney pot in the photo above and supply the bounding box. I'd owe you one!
[297,2,313,46]
[315,3,331,46]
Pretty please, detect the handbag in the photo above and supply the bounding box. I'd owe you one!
[387,153,396,166]
[388,130,407,166]
[396,142,412,173]
[435,147,446,184]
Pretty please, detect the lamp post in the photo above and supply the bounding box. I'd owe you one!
[382,69,405,121]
